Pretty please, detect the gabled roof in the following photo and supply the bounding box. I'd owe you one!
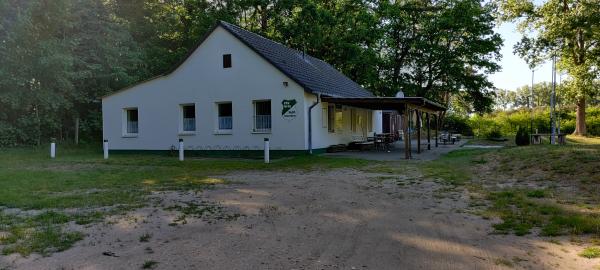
[218,21,373,98]
[103,21,373,99]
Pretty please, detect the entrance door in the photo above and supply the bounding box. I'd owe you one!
[382,113,391,133]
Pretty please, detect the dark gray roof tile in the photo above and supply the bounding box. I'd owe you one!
[219,21,373,98]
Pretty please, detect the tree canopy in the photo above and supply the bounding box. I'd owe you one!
[495,0,600,135]
[0,0,503,145]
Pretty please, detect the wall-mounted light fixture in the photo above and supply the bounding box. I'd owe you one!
[283,81,288,87]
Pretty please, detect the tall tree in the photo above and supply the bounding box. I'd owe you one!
[378,0,502,114]
[0,0,141,145]
[496,0,600,135]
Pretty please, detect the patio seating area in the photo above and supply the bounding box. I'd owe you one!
[325,137,468,161]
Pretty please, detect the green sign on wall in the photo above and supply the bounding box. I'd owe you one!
[282,99,297,119]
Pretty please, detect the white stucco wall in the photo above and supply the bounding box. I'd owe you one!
[102,26,308,151]
[306,93,374,150]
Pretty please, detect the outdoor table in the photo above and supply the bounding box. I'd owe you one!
[531,133,566,145]
[375,133,392,151]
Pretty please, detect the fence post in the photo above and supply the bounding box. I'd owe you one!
[179,139,184,161]
[103,140,109,159]
[264,138,270,164]
[50,139,56,159]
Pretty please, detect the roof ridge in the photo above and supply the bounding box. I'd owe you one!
[219,20,310,58]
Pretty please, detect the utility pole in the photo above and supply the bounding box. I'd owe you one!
[530,69,535,134]
[550,54,557,144]
[557,72,562,134]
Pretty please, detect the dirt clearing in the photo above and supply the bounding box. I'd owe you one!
[1,169,596,270]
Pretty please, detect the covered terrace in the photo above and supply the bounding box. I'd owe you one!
[321,96,447,159]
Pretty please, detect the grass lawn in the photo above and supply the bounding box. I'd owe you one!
[0,145,370,256]
[426,136,600,240]
[1,136,599,257]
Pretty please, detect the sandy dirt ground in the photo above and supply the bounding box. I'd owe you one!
[1,168,598,270]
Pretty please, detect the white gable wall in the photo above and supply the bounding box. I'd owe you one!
[102,26,308,151]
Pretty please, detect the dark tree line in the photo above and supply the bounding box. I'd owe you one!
[0,0,502,146]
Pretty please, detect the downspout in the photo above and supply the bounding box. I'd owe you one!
[308,93,321,154]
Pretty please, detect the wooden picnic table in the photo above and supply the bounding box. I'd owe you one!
[531,133,566,145]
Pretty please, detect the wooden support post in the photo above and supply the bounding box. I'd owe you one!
[408,108,412,157]
[427,113,431,150]
[403,107,410,159]
[435,114,439,147]
[416,110,421,154]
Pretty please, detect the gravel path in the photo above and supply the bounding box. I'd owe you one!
[2,169,595,270]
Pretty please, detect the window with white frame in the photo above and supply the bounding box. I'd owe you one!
[181,104,196,132]
[253,100,271,132]
[125,108,138,134]
[217,102,233,130]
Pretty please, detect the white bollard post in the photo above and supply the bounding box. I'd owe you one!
[103,140,109,160]
[264,138,270,164]
[50,141,56,159]
[179,139,184,161]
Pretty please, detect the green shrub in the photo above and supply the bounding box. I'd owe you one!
[467,106,600,137]
[515,126,530,146]
[485,127,502,139]
[443,114,473,136]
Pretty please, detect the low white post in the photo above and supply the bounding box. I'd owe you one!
[264,138,270,164]
[50,140,56,159]
[179,139,184,161]
[103,140,109,159]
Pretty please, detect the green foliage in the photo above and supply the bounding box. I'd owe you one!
[442,114,473,136]
[377,0,501,113]
[0,0,141,146]
[1,0,504,145]
[0,211,84,256]
[487,189,600,237]
[142,260,159,269]
[515,126,530,146]
[469,106,600,137]
[495,0,600,135]
[494,82,571,111]
[485,127,503,140]
[580,247,600,259]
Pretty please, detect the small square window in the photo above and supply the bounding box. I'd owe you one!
[223,54,232,68]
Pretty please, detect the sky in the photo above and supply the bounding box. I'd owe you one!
[488,0,556,91]
[488,21,554,91]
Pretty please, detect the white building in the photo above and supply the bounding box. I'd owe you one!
[102,21,444,156]
[103,21,381,154]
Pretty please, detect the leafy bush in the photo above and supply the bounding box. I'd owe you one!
[443,114,473,136]
[0,122,18,147]
[515,126,530,146]
[467,106,600,137]
[485,127,502,139]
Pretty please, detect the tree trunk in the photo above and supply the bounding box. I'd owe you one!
[74,117,79,145]
[573,96,586,136]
